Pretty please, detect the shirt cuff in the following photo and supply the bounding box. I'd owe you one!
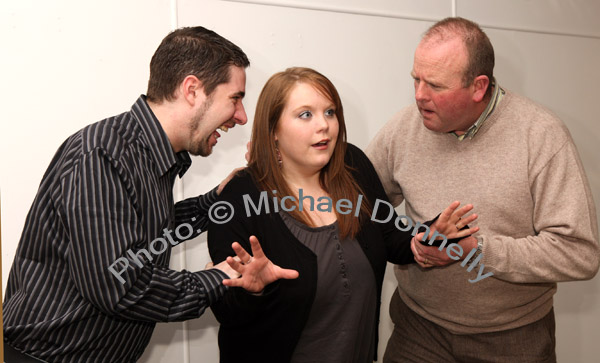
[195,268,229,307]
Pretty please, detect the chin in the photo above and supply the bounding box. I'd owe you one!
[189,142,212,157]
[422,119,445,133]
[317,158,334,170]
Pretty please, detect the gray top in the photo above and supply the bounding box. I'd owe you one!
[280,212,377,363]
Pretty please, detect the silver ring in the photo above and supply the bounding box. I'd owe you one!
[244,257,252,264]
[424,258,429,265]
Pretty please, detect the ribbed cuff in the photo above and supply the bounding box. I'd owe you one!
[195,268,229,306]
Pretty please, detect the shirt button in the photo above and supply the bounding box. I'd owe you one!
[334,235,338,240]
[342,273,347,278]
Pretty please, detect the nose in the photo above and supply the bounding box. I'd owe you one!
[315,114,329,132]
[234,102,248,125]
[414,81,428,103]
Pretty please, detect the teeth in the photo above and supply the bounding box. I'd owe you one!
[218,125,229,133]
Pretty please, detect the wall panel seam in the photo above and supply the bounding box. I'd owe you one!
[171,0,191,362]
[221,0,600,40]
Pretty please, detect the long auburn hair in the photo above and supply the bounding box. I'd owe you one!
[248,67,370,239]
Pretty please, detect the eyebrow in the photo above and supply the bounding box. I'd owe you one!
[291,105,312,113]
[411,72,441,86]
[233,91,245,98]
[290,103,335,113]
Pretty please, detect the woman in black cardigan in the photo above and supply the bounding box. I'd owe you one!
[208,67,477,363]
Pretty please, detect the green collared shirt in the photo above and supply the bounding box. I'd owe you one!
[451,79,505,140]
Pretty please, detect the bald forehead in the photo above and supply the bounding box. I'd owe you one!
[413,35,468,86]
[419,30,464,50]
[416,36,467,65]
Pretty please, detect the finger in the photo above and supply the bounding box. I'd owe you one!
[248,235,266,260]
[275,266,299,280]
[222,277,244,288]
[415,256,430,269]
[452,226,480,239]
[453,204,474,222]
[226,255,244,273]
[415,231,429,244]
[439,201,461,222]
[411,238,426,260]
[455,213,477,229]
[410,237,421,255]
[231,242,252,264]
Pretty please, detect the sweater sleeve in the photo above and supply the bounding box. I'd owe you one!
[365,114,406,207]
[483,139,600,283]
[346,144,416,265]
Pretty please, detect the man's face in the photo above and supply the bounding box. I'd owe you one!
[188,66,247,156]
[411,37,476,133]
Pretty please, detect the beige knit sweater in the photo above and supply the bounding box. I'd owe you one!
[366,90,599,334]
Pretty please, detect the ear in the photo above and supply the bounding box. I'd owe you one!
[180,75,207,106]
[471,75,490,103]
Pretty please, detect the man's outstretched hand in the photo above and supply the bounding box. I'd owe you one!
[213,235,299,293]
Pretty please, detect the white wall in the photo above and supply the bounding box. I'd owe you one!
[1,0,599,362]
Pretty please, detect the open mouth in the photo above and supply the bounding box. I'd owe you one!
[419,106,435,117]
[210,123,236,146]
[312,139,330,148]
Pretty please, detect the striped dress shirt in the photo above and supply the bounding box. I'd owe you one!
[3,95,228,362]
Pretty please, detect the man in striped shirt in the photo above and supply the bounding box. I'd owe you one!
[3,26,297,362]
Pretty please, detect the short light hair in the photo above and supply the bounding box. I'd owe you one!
[424,17,494,91]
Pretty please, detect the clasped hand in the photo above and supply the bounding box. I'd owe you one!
[411,201,479,269]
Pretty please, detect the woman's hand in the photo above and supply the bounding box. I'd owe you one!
[411,232,478,268]
[220,235,299,293]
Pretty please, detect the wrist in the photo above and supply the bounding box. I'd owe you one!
[473,236,483,259]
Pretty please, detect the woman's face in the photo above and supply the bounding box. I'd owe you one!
[275,82,339,177]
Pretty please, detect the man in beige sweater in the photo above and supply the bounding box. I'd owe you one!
[366,17,599,362]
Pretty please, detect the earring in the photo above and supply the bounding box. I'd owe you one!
[276,146,282,167]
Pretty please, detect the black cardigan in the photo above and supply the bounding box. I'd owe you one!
[208,143,422,363]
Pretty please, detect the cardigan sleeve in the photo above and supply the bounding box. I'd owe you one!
[345,143,417,265]
[207,171,283,326]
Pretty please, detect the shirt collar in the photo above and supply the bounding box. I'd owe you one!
[451,78,505,141]
[131,95,192,177]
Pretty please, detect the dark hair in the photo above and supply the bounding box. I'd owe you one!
[424,17,494,91]
[248,67,370,239]
[147,26,249,103]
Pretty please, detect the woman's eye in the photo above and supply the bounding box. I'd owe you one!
[299,111,312,119]
[325,109,336,117]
